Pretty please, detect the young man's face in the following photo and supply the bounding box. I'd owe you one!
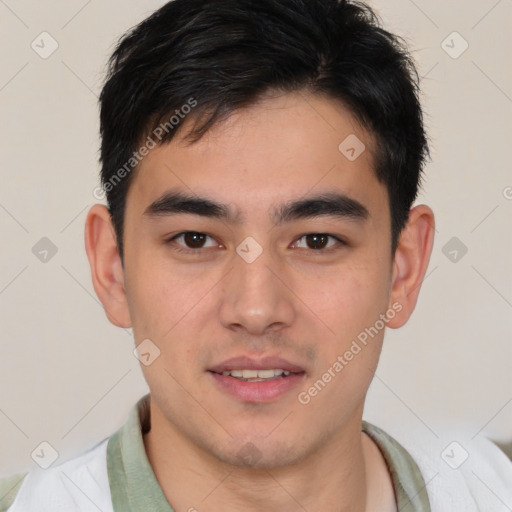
[87,91,432,468]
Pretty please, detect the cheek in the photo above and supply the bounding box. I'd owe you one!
[297,268,389,419]
[124,255,220,342]
[294,260,390,342]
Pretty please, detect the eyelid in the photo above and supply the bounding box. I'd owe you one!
[166,231,219,252]
[291,233,347,251]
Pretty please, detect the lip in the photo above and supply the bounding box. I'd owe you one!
[208,355,306,374]
[208,355,306,403]
[209,371,305,403]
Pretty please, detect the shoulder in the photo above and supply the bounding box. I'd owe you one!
[374,420,512,512]
[0,473,27,512]
[0,438,113,512]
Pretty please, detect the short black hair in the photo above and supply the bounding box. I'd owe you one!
[99,0,429,262]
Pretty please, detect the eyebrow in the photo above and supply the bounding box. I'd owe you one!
[143,189,370,225]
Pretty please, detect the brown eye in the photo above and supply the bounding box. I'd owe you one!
[182,232,207,248]
[293,233,345,251]
[167,232,219,252]
[305,234,328,249]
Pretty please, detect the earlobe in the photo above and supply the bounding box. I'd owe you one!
[386,204,435,329]
[84,204,132,328]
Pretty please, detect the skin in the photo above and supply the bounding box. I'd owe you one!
[85,90,434,512]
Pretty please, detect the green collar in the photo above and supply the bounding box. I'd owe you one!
[107,394,171,511]
[362,419,431,511]
[107,394,430,511]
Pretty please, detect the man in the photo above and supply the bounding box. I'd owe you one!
[1,0,511,510]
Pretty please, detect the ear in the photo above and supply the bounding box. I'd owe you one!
[84,204,132,328]
[386,204,435,329]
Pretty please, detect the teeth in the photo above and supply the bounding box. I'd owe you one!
[219,369,292,379]
[242,369,259,379]
[255,369,275,379]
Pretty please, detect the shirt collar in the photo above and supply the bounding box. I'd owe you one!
[106,394,430,512]
[362,420,431,511]
[107,393,173,511]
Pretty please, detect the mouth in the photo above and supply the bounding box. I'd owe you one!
[210,368,300,382]
[208,356,306,402]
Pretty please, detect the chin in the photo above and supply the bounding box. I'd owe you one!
[213,436,309,470]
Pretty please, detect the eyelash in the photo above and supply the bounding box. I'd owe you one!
[165,232,347,255]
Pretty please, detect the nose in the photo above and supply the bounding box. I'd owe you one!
[218,244,296,336]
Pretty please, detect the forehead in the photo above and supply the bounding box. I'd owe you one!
[127,92,387,221]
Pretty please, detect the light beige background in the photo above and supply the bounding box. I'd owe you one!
[0,0,511,475]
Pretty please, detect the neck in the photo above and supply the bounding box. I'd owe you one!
[143,401,378,512]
